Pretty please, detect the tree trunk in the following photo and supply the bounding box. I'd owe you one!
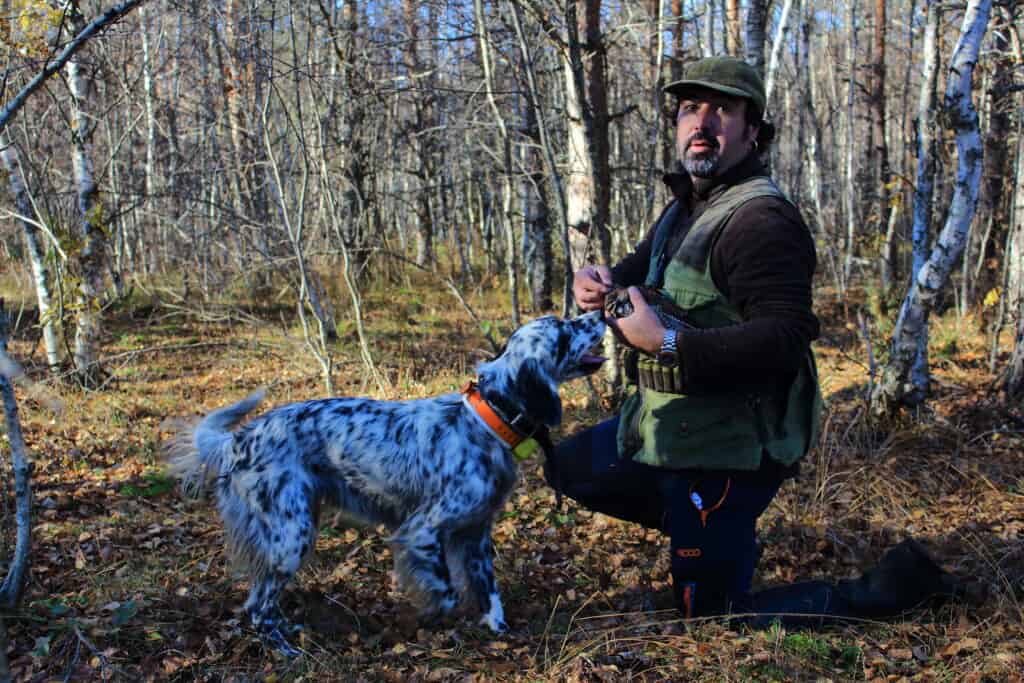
[725,0,743,55]
[66,36,107,387]
[999,83,1024,397]
[0,307,32,610]
[905,0,942,395]
[841,0,859,292]
[764,0,795,104]
[744,0,767,78]
[563,0,611,271]
[873,0,894,290]
[971,28,1013,302]
[582,0,611,270]
[872,0,992,415]
[140,5,159,209]
[643,0,668,227]
[0,135,60,372]
[403,0,436,268]
[701,0,715,57]
[520,97,554,312]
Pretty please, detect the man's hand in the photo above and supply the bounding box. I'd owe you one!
[608,287,668,355]
[573,264,613,311]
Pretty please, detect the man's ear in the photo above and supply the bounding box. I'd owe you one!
[747,122,760,146]
[514,358,562,427]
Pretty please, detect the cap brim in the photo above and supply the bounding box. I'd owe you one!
[663,78,752,101]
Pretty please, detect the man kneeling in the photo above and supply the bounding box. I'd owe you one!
[547,56,955,623]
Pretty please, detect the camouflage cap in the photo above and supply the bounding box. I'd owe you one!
[663,56,766,119]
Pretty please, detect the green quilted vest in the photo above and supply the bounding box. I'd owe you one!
[616,176,823,471]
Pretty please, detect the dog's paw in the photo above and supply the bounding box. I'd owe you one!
[263,627,302,658]
[480,613,509,634]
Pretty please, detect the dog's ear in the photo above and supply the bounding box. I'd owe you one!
[514,358,561,427]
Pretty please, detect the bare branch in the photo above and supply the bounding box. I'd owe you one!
[0,0,147,136]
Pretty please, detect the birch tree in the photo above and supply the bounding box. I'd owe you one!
[841,0,859,292]
[66,9,109,388]
[873,0,992,415]
[563,0,611,270]
[725,0,742,55]
[905,0,941,398]
[872,0,894,290]
[744,0,767,77]
[0,134,61,372]
[763,0,795,104]
[996,75,1024,398]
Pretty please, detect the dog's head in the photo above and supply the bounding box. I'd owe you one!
[476,311,606,427]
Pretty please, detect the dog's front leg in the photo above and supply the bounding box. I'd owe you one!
[391,518,459,618]
[456,526,508,633]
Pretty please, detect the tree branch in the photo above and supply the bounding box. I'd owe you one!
[0,0,147,136]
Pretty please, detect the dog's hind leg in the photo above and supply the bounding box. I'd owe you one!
[245,571,302,657]
[390,516,459,619]
[451,525,507,633]
[236,475,319,657]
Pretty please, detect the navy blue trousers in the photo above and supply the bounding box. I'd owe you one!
[546,417,785,617]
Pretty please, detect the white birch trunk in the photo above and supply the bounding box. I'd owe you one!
[1000,90,1024,396]
[764,0,795,104]
[140,5,158,206]
[744,0,768,77]
[0,135,60,371]
[841,0,858,291]
[702,2,715,57]
[1007,91,1024,315]
[643,0,667,230]
[67,52,107,387]
[873,0,992,414]
[907,0,942,393]
[563,50,596,271]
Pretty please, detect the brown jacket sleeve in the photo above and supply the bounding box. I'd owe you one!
[678,197,819,391]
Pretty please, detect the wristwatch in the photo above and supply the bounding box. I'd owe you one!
[656,329,679,366]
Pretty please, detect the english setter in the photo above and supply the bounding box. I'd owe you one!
[169,312,606,655]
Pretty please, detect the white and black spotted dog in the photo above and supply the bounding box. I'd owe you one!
[168,312,605,655]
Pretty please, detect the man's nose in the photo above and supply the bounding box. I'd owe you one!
[695,105,717,128]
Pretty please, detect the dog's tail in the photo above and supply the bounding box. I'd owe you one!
[166,389,266,497]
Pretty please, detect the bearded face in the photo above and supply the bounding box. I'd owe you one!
[674,90,758,179]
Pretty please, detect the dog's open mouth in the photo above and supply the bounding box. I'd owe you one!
[579,353,606,375]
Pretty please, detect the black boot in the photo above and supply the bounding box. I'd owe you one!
[742,539,958,627]
[835,538,958,618]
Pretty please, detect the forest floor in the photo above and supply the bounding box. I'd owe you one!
[3,274,1024,682]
